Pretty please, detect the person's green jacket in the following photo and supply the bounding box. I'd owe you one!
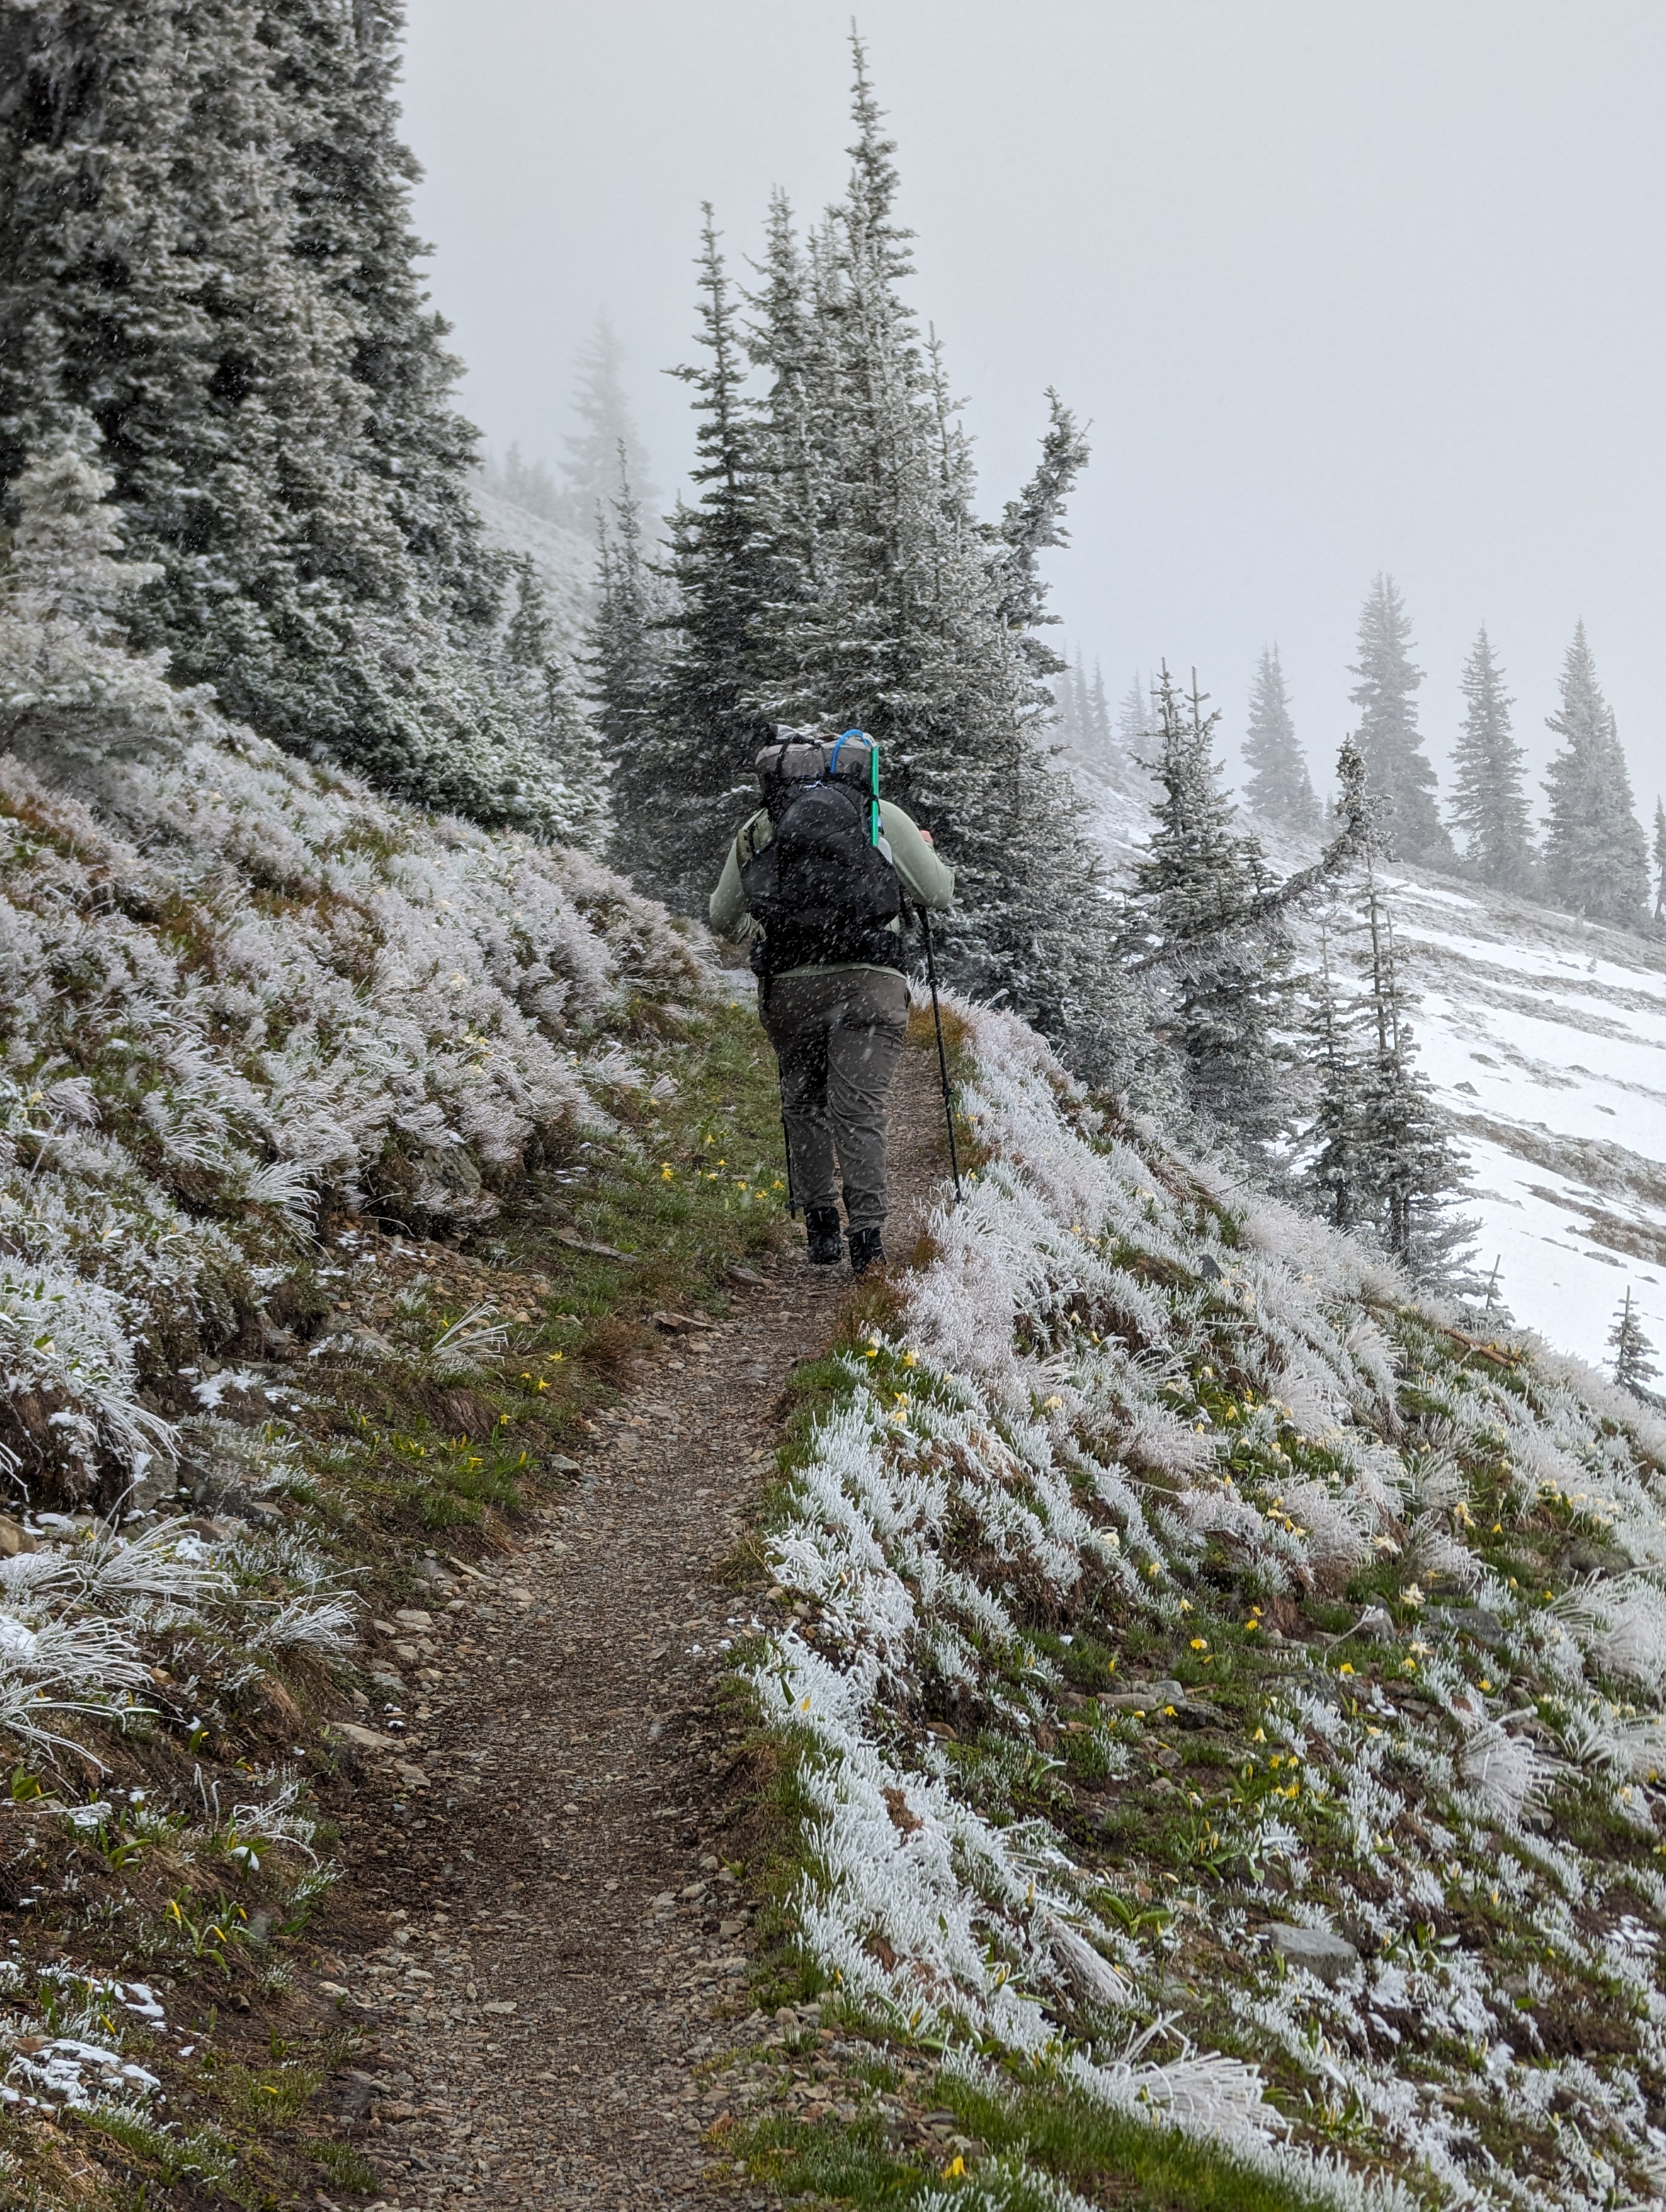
[708,798,954,981]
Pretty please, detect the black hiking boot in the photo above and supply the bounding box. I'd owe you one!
[849,1226,885,1277]
[805,1206,843,1265]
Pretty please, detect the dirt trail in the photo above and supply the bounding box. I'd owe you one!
[324,1041,948,2209]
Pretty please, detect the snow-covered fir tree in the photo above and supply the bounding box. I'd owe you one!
[615,209,774,913]
[1542,623,1650,927]
[1054,654,1113,758]
[1,0,354,712]
[753,60,1132,1069]
[496,556,607,848]
[0,420,208,770]
[1610,1289,1661,1401]
[271,0,495,631]
[1124,666,1293,1162]
[1242,644,1320,833]
[1055,654,1085,747]
[1053,653,1090,752]
[587,456,665,880]
[1,418,159,640]
[559,314,659,539]
[1087,663,1112,756]
[606,43,1148,1082]
[1449,625,1534,890]
[1302,918,1362,1232]
[1117,678,1151,757]
[1349,576,1452,867]
[0,0,575,828]
[1654,799,1666,929]
[1306,872,1473,1288]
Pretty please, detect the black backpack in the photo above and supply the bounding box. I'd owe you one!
[739,729,903,981]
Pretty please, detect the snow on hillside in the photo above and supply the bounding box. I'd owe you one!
[0,624,705,1508]
[763,998,1666,2208]
[470,481,595,654]
[1376,872,1666,1370]
[1072,756,1666,1373]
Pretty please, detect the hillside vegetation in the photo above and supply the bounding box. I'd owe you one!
[742,1005,1666,2211]
[1074,762,1666,1373]
[0,445,812,2205]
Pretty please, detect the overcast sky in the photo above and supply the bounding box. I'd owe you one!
[400,0,1665,809]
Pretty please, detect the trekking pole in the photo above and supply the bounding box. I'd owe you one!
[920,909,964,1204]
[779,1095,798,1219]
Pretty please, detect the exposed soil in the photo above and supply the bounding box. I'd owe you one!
[313,1038,949,2208]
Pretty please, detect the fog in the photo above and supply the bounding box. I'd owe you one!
[400,1,1666,805]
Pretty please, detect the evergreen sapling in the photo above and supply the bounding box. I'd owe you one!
[1348,874,1475,1288]
[1303,918,1363,1232]
[1610,1289,1661,1402]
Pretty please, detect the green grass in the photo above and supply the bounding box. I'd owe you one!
[294,996,801,1553]
[78,2108,240,2192]
[735,2069,1380,2210]
[310,2137,379,2190]
[944,2072,1367,2211]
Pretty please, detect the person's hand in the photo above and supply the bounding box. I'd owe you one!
[919,828,934,846]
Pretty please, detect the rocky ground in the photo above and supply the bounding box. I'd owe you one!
[309,1047,949,2209]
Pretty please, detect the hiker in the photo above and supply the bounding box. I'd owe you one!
[709,728,954,1276]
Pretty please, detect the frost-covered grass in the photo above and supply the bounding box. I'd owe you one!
[0,539,813,2200]
[0,640,706,1506]
[750,1000,1666,2209]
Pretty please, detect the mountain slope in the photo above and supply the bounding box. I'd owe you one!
[471,480,595,655]
[1073,761,1666,1373]
[749,999,1666,2210]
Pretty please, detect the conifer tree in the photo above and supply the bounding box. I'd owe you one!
[587,455,663,879]
[1610,1289,1661,1401]
[1542,623,1650,926]
[1351,876,1474,1285]
[1349,576,1452,867]
[1653,799,1666,929]
[615,209,772,912]
[1303,919,1362,1230]
[0,419,204,769]
[1117,679,1150,757]
[1054,652,1089,749]
[1450,625,1533,889]
[1242,644,1320,833]
[559,314,658,537]
[0,0,575,828]
[0,0,361,712]
[727,46,1143,1078]
[270,0,496,630]
[504,556,555,671]
[492,556,607,847]
[1087,663,1112,754]
[1124,666,1293,1161]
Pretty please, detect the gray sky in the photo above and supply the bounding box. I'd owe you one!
[401,0,1666,811]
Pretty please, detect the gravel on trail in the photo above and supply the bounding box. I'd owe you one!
[318,1043,946,2208]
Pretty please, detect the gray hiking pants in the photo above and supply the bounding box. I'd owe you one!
[762,969,908,1232]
